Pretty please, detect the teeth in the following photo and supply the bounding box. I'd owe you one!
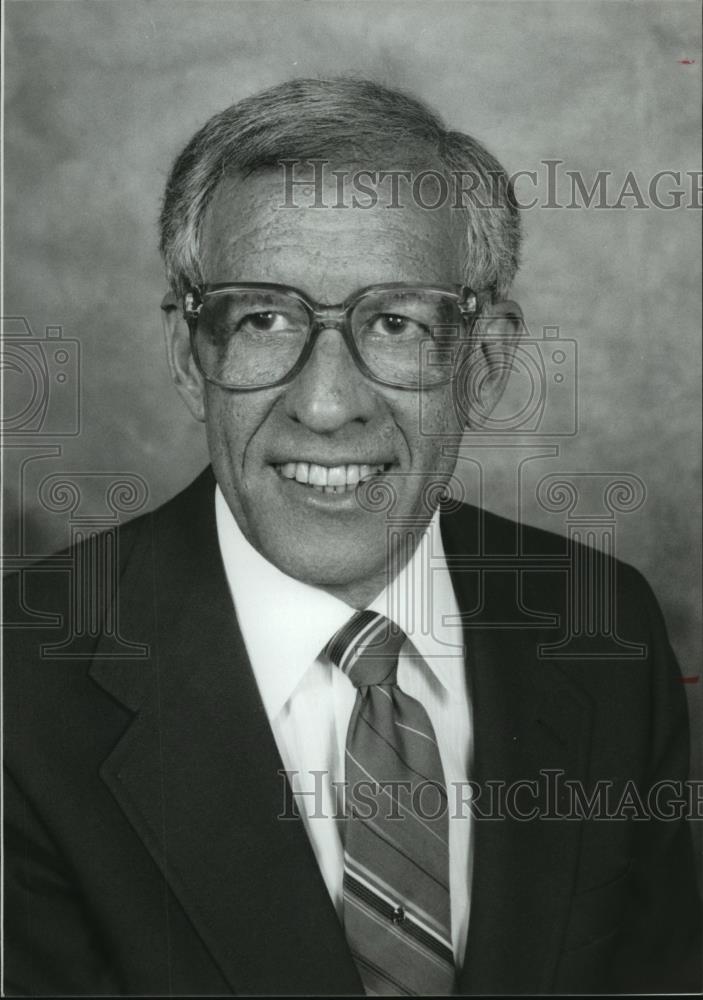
[309,463,328,487]
[327,465,347,486]
[276,461,386,491]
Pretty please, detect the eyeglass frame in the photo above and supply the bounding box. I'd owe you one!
[183,281,479,392]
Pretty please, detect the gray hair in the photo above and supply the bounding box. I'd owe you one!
[159,77,521,300]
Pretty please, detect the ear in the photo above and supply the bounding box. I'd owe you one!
[458,299,524,428]
[161,297,207,423]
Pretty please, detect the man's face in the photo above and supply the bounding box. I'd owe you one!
[182,168,471,602]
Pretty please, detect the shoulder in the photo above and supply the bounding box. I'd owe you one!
[441,498,653,585]
[3,466,216,710]
[4,466,215,615]
[3,466,219,794]
[440,498,668,648]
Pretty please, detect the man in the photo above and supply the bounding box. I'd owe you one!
[4,77,701,995]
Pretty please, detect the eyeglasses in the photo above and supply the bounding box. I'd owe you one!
[183,282,478,391]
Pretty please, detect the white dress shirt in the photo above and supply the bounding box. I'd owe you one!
[215,485,474,966]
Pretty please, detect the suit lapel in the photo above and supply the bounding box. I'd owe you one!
[90,468,362,995]
[440,503,593,994]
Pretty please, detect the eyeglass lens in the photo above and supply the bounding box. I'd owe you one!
[193,287,465,388]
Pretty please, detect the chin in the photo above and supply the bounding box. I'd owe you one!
[259,529,385,592]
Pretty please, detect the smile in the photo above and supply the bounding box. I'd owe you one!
[273,461,391,494]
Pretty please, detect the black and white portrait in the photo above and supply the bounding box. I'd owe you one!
[3,1,701,995]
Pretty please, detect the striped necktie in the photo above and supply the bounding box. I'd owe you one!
[325,610,456,996]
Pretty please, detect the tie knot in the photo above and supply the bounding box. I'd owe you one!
[325,611,406,688]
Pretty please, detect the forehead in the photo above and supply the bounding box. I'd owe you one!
[199,167,465,301]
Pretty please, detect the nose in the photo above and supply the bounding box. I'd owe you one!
[283,325,378,433]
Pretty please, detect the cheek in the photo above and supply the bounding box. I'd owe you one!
[411,385,463,444]
[203,391,266,480]
[395,390,462,501]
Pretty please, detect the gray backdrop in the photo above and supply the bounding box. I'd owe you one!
[4,1,701,770]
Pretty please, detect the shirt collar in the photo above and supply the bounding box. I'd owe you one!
[215,485,464,720]
[366,513,465,701]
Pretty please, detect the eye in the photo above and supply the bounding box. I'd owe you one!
[370,313,426,337]
[242,311,286,332]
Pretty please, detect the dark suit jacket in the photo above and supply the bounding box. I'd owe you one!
[4,466,701,995]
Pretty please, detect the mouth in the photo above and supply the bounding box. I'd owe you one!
[273,461,392,495]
